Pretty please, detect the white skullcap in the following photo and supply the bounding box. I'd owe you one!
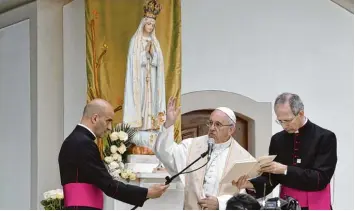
[215,107,236,123]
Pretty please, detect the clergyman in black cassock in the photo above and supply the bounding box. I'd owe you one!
[58,99,168,210]
[233,93,337,210]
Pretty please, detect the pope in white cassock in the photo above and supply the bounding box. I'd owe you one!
[154,97,256,210]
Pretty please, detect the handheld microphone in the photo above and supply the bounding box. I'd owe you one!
[207,139,214,161]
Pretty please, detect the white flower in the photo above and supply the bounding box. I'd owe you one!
[109,161,119,170]
[121,172,129,179]
[43,191,52,200]
[56,193,64,199]
[55,189,63,194]
[112,153,122,162]
[117,143,126,154]
[104,156,113,164]
[117,131,128,141]
[50,190,57,199]
[110,132,120,141]
[126,169,132,175]
[43,189,63,200]
[55,189,64,199]
[119,162,125,169]
[129,173,136,181]
[112,169,121,178]
[110,145,118,154]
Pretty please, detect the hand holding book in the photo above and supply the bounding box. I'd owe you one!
[221,155,277,184]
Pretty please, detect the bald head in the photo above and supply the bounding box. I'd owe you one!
[83,99,113,118]
[81,99,114,138]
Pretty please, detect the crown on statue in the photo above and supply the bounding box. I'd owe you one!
[143,0,162,19]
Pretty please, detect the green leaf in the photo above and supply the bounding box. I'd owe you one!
[107,134,113,146]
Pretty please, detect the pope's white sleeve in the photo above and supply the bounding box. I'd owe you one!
[153,125,192,185]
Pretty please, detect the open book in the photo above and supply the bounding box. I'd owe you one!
[220,155,276,184]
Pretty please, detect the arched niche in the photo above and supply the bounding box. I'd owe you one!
[181,90,272,157]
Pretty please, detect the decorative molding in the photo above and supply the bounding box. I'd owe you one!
[331,0,354,13]
[0,0,34,14]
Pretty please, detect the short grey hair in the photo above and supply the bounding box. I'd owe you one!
[274,92,304,115]
[227,117,236,128]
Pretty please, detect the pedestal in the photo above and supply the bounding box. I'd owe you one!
[104,155,185,210]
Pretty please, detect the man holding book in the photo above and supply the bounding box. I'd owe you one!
[233,93,337,210]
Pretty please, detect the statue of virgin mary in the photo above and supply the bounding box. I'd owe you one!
[123,0,166,149]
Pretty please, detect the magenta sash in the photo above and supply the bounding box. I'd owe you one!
[280,184,331,210]
[63,183,103,209]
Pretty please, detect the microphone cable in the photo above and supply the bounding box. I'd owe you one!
[131,151,212,210]
[181,159,209,174]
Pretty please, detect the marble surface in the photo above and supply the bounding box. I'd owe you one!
[104,172,184,210]
[126,154,160,164]
[104,155,185,210]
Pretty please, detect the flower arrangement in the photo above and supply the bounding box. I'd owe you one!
[40,189,64,210]
[104,123,137,182]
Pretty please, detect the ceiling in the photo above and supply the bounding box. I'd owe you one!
[0,0,34,14]
[331,0,354,13]
[0,0,353,15]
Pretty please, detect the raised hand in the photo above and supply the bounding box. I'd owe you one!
[164,97,181,128]
[147,184,169,199]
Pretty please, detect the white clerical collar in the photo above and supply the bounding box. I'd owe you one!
[295,117,308,133]
[78,123,96,138]
[213,138,232,151]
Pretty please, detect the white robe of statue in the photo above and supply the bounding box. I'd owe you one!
[123,17,166,148]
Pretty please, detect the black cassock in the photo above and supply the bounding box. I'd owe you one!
[58,125,148,210]
[248,119,337,209]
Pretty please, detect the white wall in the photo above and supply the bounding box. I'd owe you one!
[63,0,86,138]
[36,0,65,206]
[0,2,38,209]
[0,0,68,209]
[0,19,31,210]
[181,0,353,209]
